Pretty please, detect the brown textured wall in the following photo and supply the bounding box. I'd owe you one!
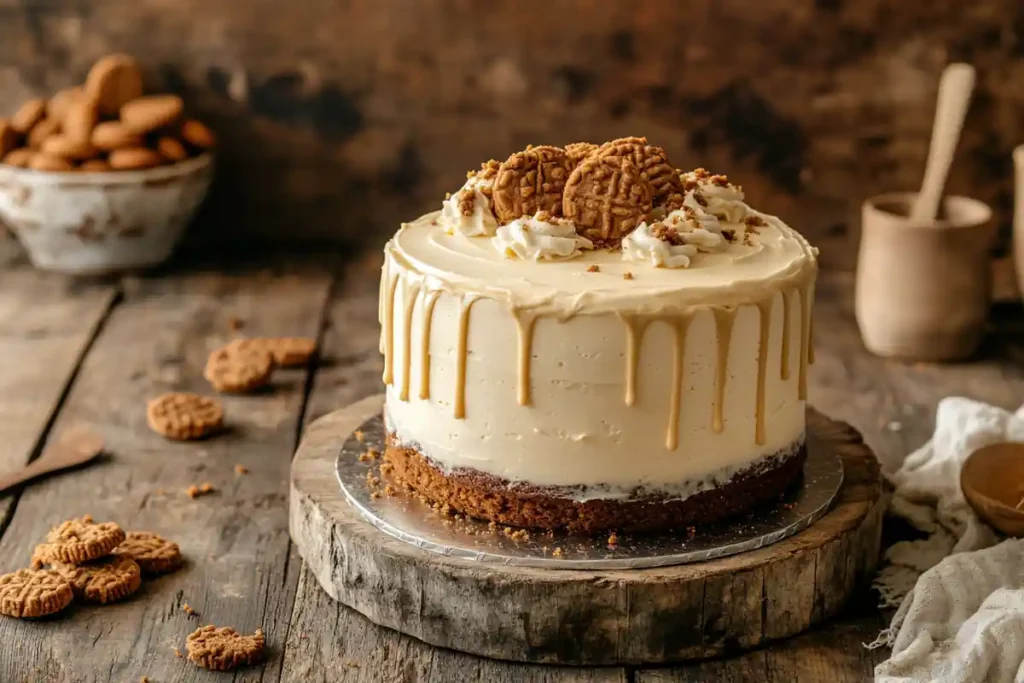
[0,0,1021,261]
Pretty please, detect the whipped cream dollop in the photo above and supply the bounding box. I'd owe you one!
[622,207,731,269]
[493,212,593,261]
[679,169,749,223]
[621,223,699,268]
[440,166,500,237]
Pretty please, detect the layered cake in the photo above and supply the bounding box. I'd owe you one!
[379,138,818,533]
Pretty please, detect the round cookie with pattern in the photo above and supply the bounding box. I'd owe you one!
[491,146,574,224]
[33,515,126,565]
[562,155,653,246]
[147,392,224,440]
[0,569,74,618]
[596,136,683,207]
[51,555,142,604]
[113,531,183,575]
[204,343,273,393]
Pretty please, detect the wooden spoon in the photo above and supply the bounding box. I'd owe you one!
[0,426,105,496]
[910,63,976,223]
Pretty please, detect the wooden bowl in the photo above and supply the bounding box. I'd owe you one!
[961,442,1024,536]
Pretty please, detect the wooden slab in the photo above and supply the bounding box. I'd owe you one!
[290,394,884,666]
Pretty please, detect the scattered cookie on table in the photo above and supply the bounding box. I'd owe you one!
[32,515,126,566]
[204,342,274,393]
[112,531,182,575]
[147,392,223,441]
[186,625,265,671]
[51,555,141,604]
[229,337,317,368]
[0,568,74,618]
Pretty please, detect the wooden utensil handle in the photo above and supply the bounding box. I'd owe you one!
[911,63,976,223]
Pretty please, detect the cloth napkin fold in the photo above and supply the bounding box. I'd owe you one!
[873,397,1024,682]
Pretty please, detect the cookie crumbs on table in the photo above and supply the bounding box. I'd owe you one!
[183,602,198,617]
[234,464,249,475]
[354,429,365,442]
[587,265,600,273]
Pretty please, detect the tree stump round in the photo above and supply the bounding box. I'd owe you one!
[290,394,883,665]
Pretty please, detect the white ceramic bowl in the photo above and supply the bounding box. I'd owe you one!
[0,154,213,274]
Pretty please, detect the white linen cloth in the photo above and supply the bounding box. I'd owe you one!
[873,397,1024,682]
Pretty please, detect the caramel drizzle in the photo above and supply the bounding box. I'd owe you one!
[798,282,811,401]
[378,259,389,354]
[712,308,737,433]
[399,282,421,401]
[418,290,440,400]
[754,299,772,445]
[808,316,816,366]
[454,296,479,419]
[666,315,693,450]
[780,290,791,380]
[513,310,538,406]
[381,271,400,385]
[621,315,651,407]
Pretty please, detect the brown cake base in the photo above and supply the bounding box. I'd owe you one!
[383,434,807,534]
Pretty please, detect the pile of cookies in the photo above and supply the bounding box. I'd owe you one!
[487,137,684,246]
[146,336,317,441]
[0,515,179,617]
[0,53,214,173]
[0,515,265,672]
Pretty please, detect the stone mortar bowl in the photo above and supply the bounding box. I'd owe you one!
[0,154,212,275]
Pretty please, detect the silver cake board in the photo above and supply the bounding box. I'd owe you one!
[289,394,884,666]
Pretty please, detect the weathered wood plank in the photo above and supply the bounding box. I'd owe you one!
[0,264,331,682]
[0,239,117,532]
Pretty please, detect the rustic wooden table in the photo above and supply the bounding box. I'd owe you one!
[0,236,1021,683]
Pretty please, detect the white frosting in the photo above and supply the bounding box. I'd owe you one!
[493,213,593,261]
[621,223,698,268]
[439,174,498,237]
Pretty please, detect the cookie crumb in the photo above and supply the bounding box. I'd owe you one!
[200,482,215,494]
[140,677,150,683]
[174,648,183,658]
[371,491,382,499]
[384,485,397,496]
[354,430,365,442]
[346,661,360,668]
[552,547,564,558]
[234,464,249,475]
[228,316,244,331]
[183,602,198,617]
[586,265,600,273]
[623,271,634,280]
[607,532,619,548]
